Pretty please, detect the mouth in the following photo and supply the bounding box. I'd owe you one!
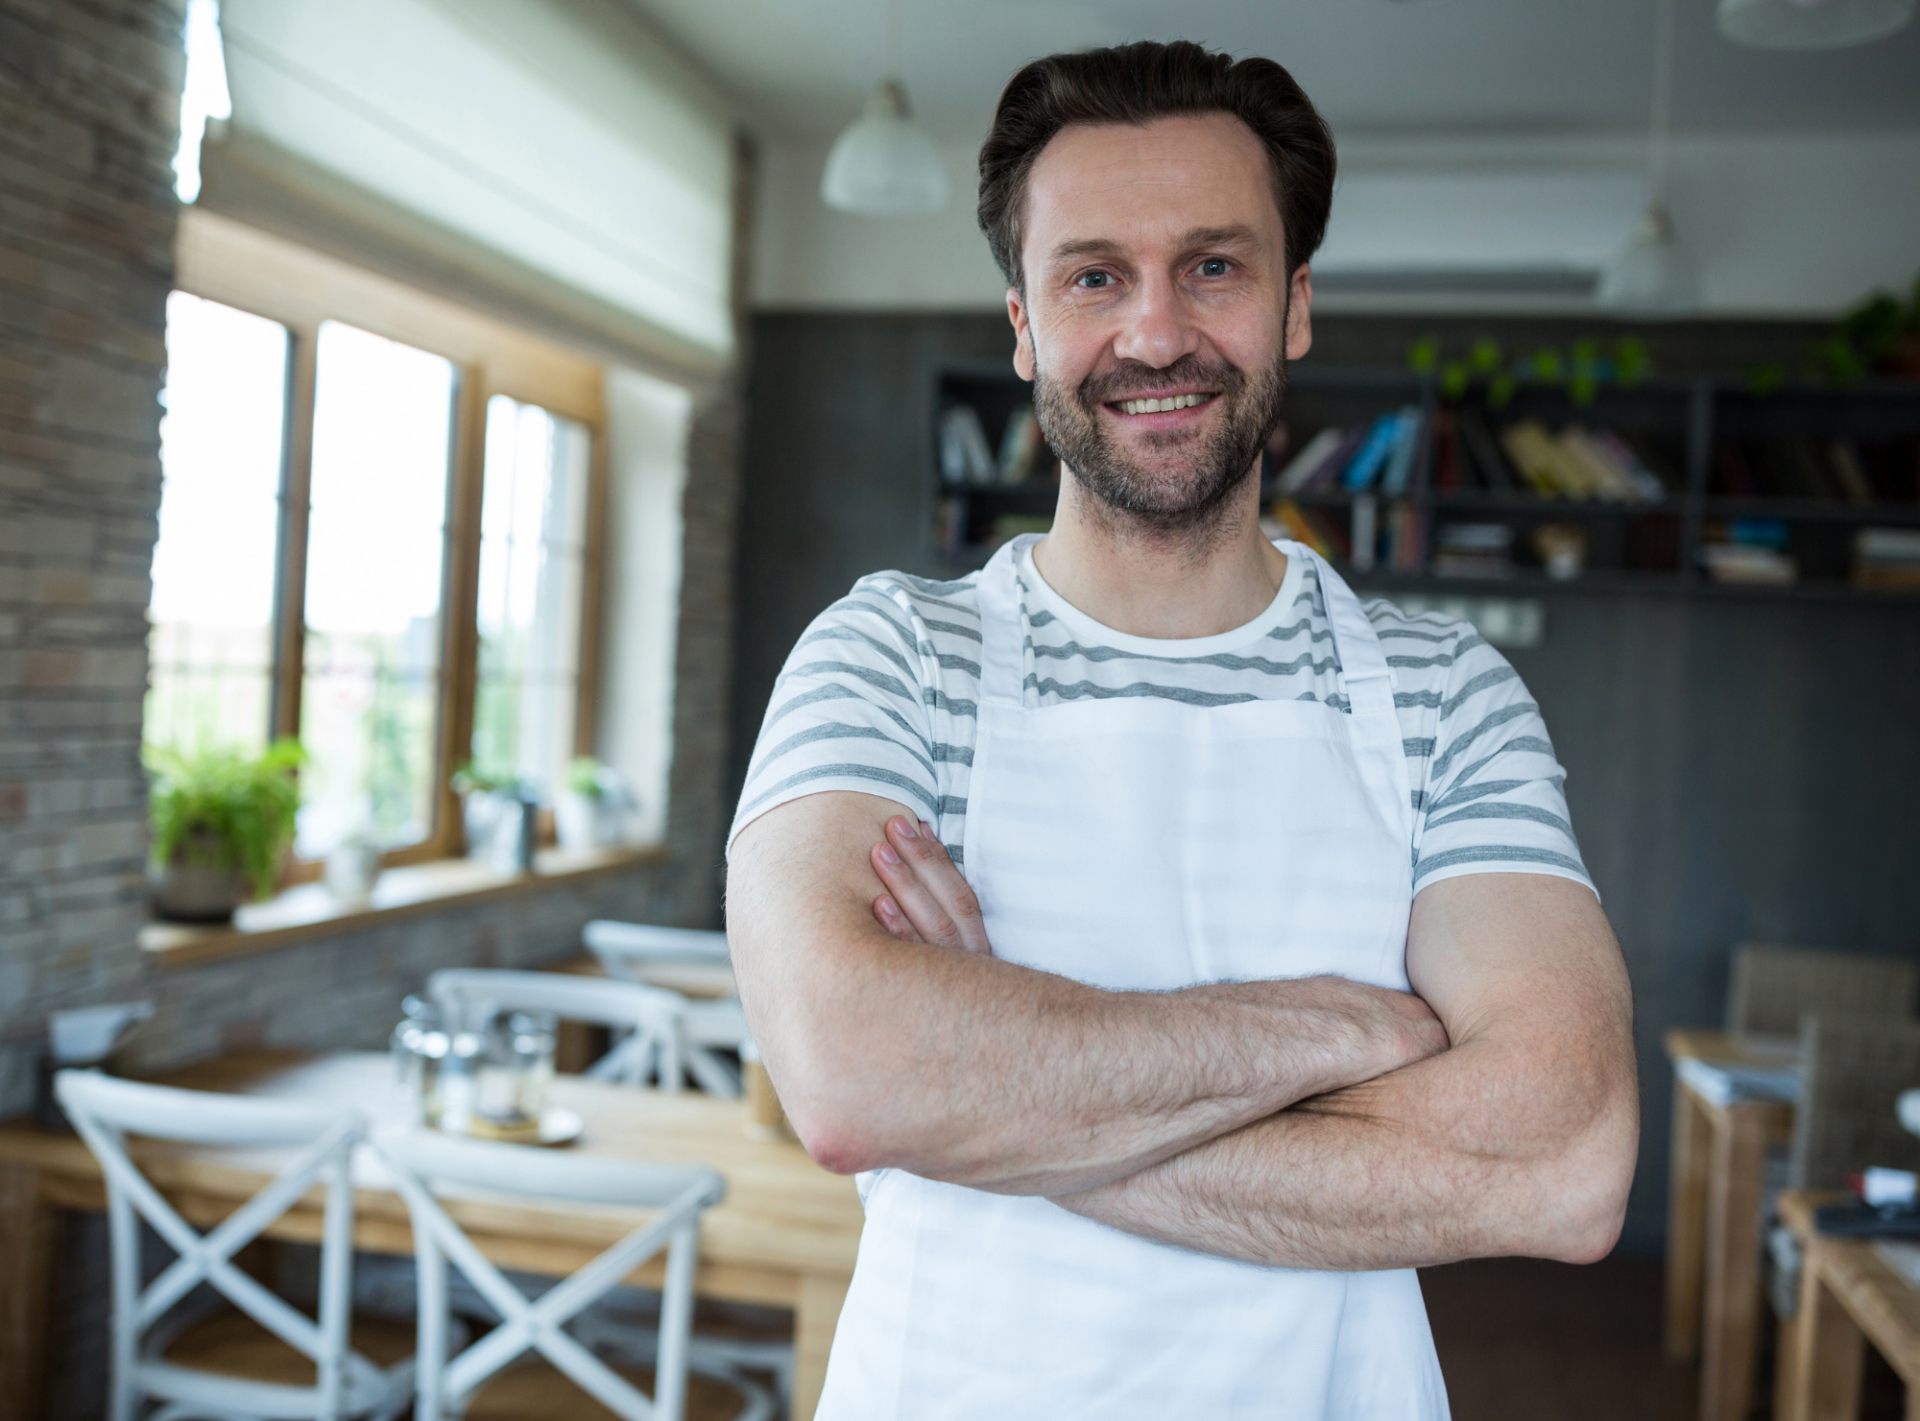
[1105,390,1219,420]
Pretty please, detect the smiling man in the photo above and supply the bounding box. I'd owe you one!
[726,41,1636,1420]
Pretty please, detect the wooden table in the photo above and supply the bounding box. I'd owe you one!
[1775,1189,1920,1421]
[1665,1027,1804,1421]
[0,1051,861,1421]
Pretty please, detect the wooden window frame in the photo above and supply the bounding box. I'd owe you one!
[171,210,609,874]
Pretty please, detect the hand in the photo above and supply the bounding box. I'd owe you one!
[869,816,993,955]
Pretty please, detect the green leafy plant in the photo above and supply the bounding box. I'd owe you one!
[566,756,606,798]
[1411,334,1655,408]
[451,762,525,797]
[146,739,305,900]
[1813,273,1920,384]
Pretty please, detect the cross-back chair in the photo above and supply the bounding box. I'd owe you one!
[54,1070,414,1421]
[370,1130,751,1421]
[426,968,744,1098]
[1726,944,1918,1039]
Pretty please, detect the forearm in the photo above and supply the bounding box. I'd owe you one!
[1056,979,1638,1267]
[728,794,1439,1193]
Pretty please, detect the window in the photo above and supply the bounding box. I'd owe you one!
[471,396,593,798]
[148,292,289,757]
[146,222,610,874]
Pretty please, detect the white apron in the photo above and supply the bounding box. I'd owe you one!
[817,536,1449,1420]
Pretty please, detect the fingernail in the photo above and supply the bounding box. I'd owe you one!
[877,896,899,918]
[919,821,934,838]
[877,842,900,864]
[896,818,918,839]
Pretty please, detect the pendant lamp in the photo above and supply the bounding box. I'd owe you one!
[821,79,949,215]
[1601,0,1701,314]
[1718,0,1914,49]
[820,0,949,216]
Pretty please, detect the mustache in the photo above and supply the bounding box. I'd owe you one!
[1078,355,1248,407]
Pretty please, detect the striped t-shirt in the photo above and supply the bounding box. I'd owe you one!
[730,543,1593,898]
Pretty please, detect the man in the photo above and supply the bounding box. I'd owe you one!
[727,40,1636,1420]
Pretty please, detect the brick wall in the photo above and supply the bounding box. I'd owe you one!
[0,0,185,1110]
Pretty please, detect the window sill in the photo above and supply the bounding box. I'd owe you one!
[138,844,669,968]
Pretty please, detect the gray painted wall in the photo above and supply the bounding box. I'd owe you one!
[731,310,1920,1255]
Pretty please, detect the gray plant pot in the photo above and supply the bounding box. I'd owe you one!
[151,831,252,923]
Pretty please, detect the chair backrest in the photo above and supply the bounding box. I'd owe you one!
[1726,945,1917,1038]
[1788,1015,1920,1190]
[54,1071,382,1421]
[425,968,692,1090]
[583,920,730,966]
[371,1130,724,1421]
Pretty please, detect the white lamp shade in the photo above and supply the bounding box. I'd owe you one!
[1598,204,1701,315]
[821,80,950,216]
[1718,0,1914,48]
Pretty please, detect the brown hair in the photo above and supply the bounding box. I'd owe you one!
[977,41,1337,291]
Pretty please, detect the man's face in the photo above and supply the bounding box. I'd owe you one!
[1008,113,1313,535]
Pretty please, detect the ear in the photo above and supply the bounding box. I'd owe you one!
[1285,265,1313,362]
[1007,287,1035,382]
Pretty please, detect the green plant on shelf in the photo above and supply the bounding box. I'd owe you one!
[1812,273,1920,384]
[146,738,305,901]
[1409,335,1651,408]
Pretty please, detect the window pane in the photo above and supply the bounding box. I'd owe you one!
[298,321,456,855]
[147,292,288,759]
[471,395,591,796]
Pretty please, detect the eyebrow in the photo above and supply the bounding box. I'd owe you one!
[1046,224,1267,265]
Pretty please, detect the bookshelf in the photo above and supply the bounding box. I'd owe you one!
[930,363,1920,600]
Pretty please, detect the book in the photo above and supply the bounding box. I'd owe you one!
[1272,498,1337,560]
[1717,443,1757,497]
[1273,426,1348,494]
[1341,414,1403,493]
[1500,421,1585,498]
[1855,527,1920,592]
[1432,521,1514,578]
[1585,428,1669,502]
[997,406,1046,485]
[1432,410,1463,493]
[1456,411,1517,492]
[939,405,997,486]
[1378,406,1426,498]
[1828,440,1875,504]
[1675,1055,1803,1107]
[1351,493,1378,572]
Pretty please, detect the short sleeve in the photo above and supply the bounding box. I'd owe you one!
[1412,632,1596,898]
[727,582,942,856]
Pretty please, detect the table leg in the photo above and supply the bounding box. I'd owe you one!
[0,1159,56,1421]
[1778,1241,1862,1421]
[1702,1105,1773,1421]
[792,1270,850,1421]
[1668,1078,1712,1361]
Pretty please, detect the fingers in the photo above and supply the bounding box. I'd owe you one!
[872,893,925,943]
[870,816,992,954]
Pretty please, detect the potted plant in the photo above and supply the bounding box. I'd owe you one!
[452,763,537,873]
[147,739,305,923]
[555,756,636,851]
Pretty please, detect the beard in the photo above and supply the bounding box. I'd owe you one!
[1032,341,1288,542]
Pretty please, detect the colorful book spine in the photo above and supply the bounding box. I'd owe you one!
[1341,414,1403,492]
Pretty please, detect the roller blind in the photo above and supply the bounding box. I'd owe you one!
[217,0,735,365]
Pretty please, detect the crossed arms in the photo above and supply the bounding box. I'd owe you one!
[726,790,1637,1271]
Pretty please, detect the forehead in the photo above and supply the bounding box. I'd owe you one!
[1022,112,1281,267]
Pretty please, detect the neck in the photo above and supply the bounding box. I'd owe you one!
[1031,462,1287,639]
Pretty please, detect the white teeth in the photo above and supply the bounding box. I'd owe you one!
[1118,393,1208,415]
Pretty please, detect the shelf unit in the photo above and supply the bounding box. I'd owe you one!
[930,363,1920,600]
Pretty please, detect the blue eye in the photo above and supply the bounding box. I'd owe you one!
[1199,259,1230,277]
[1078,271,1112,289]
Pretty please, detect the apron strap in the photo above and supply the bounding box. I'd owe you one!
[976,534,1036,707]
[1295,546,1397,719]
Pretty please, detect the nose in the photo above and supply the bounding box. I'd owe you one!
[1110,268,1200,371]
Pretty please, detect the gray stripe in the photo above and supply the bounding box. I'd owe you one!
[1430,701,1535,780]
[931,743,974,765]
[765,682,930,751]
[1375,624,1459,644]
[1429,777,1532,811]
[823,594,922,656]
[1395,690,1442,710]
[1027,677,1262,707]
[1439,667,1523,722]
[1415,844,1589,878]
[1265,617,1333,644]
[925,689,979,718]
[797,624,915,678]
[755,722,936,782]
[780,659,918,705]
[922,616,983,644]
[737,763,938,819]
[882,571,980,605]
[935,652,983,676]
[1425,801,1574,836]
[1388,651,1461,670]
[1030,639,1340,677]
[1403,736,1436,758]
[1442,742,1567,796]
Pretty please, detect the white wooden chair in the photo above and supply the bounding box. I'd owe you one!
[369,1129,758,1421]
[583,921,731,968]
[54,1070,414,1421]
[426,968,745,1099]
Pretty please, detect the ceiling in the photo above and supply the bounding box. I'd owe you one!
[627,0,1920,146]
